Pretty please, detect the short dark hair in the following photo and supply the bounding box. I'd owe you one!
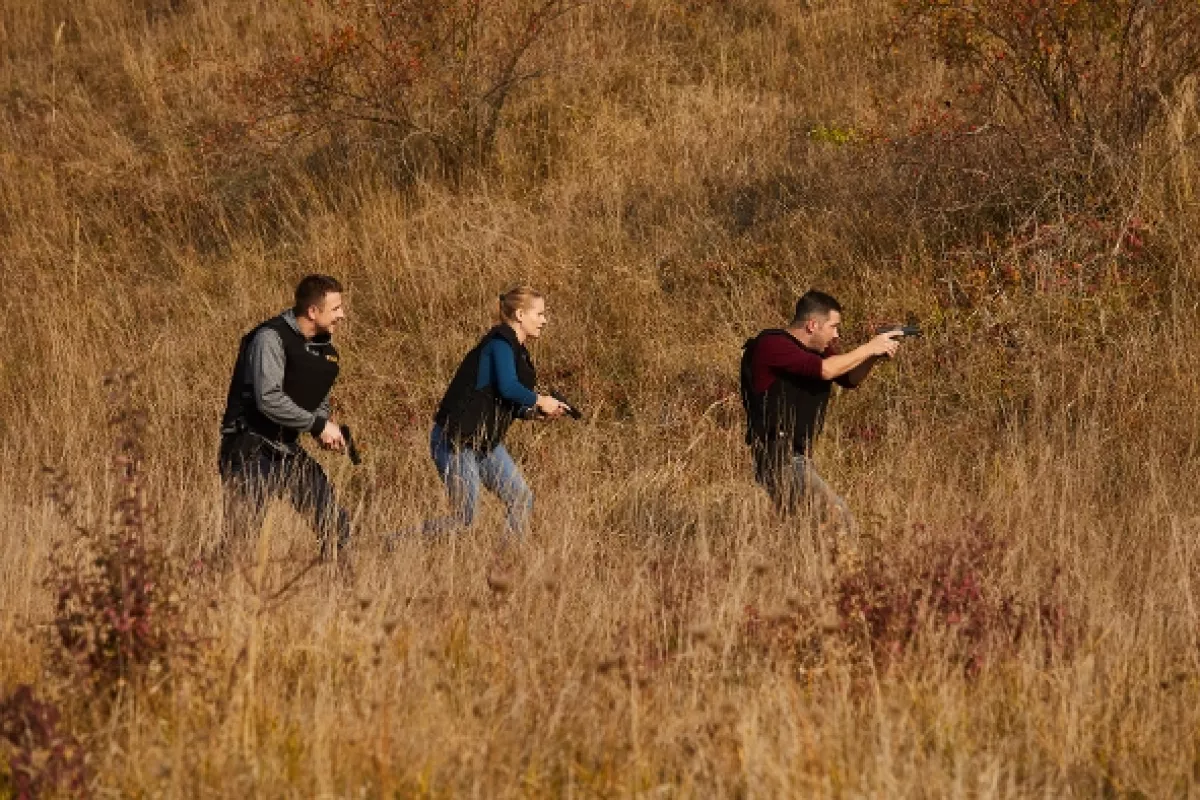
[294,274,343,317]
[792,290,842,324]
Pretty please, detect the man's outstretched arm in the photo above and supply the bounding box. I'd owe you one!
[838,355,885,388]
[819,331,902,382]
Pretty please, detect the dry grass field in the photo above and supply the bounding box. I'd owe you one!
[3,0,1200,796]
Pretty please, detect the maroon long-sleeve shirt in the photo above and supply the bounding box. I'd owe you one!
[744,329,856,456]
[750,332,852,393]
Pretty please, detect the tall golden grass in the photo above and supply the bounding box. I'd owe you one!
[2,0,1200,795]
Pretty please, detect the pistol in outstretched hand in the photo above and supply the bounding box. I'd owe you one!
[874,324,923,338]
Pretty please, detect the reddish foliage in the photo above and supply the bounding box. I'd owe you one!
[835,518,1074,674]
[895,0,1200,152]
[0,685,90,799]
[799,0,1200,273]
[927,210,1155,316]
[44,373,193,695]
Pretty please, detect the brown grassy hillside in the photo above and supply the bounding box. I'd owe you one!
[2,0,1200,795]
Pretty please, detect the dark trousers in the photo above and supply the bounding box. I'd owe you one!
[218,432,350,558]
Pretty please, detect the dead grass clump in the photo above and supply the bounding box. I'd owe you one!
[211,0,584,180]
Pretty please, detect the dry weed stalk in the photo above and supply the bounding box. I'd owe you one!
[43,372,194,698]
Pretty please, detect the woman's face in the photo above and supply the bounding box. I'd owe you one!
[514,297,547,341]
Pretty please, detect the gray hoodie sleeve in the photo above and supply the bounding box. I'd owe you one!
[247,328,327,435]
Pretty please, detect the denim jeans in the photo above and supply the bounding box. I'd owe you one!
[753,443,855,531]
[422,424,533,538]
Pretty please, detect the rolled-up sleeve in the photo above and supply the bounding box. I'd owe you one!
[824,345,857,388]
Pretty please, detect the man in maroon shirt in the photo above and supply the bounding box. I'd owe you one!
[740,290,902,528]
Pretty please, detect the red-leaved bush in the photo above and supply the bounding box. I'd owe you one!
[834,518,1075,674]
[886,0,1200,235]
[0,685,89,799]
[44,373,192,696]
[895,0,1200,156]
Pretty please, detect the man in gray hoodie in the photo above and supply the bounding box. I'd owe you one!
[218,275,351,561]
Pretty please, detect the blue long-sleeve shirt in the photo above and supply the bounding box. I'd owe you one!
[477,338,537,408]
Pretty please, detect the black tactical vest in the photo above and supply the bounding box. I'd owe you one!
[434,325,536,451]
[220,315,340,445]
[740,329,833,456]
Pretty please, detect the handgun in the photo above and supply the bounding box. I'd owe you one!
[550,391,583,420]
[338,424,362,465]
[874,324,923,338]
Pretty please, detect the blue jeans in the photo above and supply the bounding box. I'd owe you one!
[753,443,855,531]
[422,425,533,537]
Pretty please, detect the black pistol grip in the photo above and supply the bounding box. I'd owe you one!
[339,424,362,465]
[550,391,583,420]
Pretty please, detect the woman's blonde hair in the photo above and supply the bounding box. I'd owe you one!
[498,285,544,323]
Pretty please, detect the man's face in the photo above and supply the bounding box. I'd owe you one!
[308,291,346,335]
[807,310,842,351]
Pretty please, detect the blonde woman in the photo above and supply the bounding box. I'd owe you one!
[419,286,566,538]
